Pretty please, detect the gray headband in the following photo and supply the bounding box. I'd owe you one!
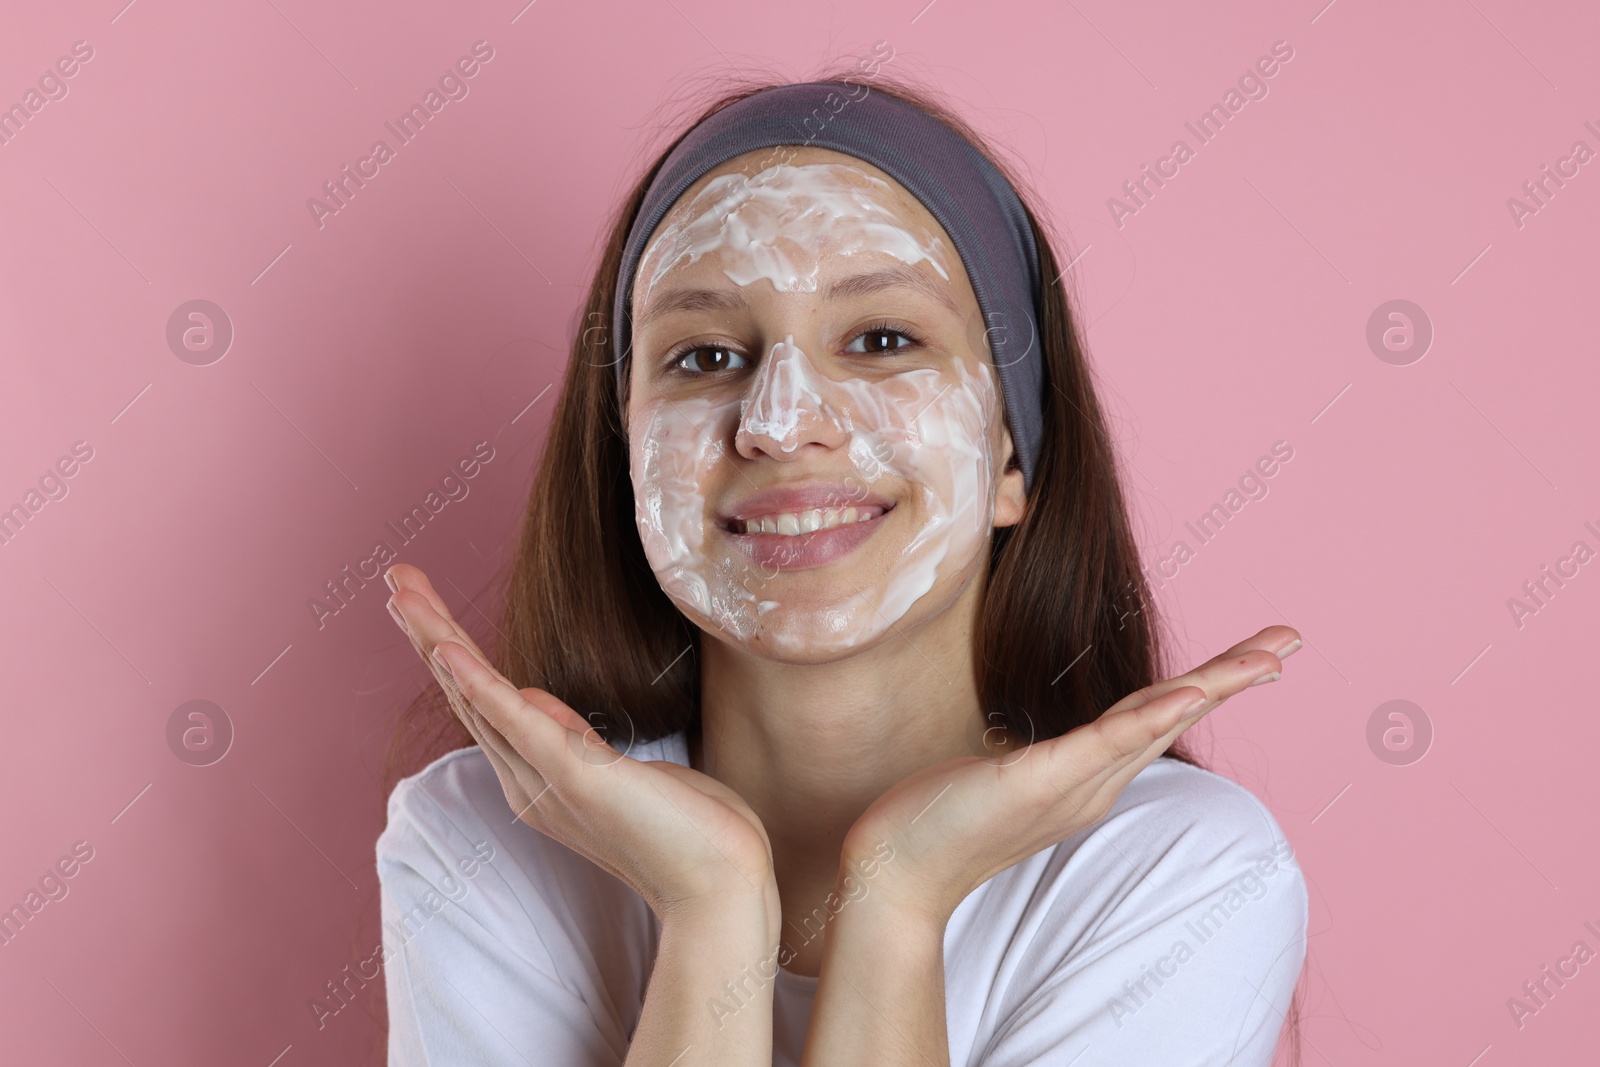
[611,80,1044,491]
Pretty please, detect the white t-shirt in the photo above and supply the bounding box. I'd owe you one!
[376,732,1307,1066]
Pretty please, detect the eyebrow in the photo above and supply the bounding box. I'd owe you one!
[637,261,960,328]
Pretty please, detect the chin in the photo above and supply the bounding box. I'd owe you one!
[667,551,985,666]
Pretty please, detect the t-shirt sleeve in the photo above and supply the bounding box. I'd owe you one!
[376,765,631,1067]
[973,767,1309,1067]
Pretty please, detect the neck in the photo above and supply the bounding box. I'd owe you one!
[691,577,990,976]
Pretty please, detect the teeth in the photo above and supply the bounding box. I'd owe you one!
[739,506,881,536]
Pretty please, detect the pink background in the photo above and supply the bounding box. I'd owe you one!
[2,0,1596,1063]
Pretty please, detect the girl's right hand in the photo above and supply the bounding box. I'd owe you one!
[384,564,779,934]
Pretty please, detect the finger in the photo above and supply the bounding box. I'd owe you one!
[1021,686,1209,828]
[392,564,557,709]
[384,582,556,829]
[391,586,501,679]
[1038,685,1208,790]
[1047,662,1279,834]
[439,676,556,829]
[429,645,518,764]
[1089,685,1234,818]
[391,589,519,706]
[1103,648,1290,798]
[1215,624,1303,662]
[1099,684,1209,765]
[401,593,593,749]
[388,564,511,673]
[388,569,562,746]
[386,563,458,623]
[518,686,613,741]
[391,595,527,791]
[387,589,587,810]
[1106,645,1283,717]
[431,640,577,784]
[1105,625,1298,716]
[387,591,475,717]
[389,592,500,732]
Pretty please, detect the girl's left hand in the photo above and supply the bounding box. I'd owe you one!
[840,625,1302,925]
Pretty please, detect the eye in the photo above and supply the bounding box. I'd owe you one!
[672,345,749,373]
[845,323,923,356]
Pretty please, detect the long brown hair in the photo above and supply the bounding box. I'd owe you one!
[383,68,1198,782]
[381,62,1304,1066]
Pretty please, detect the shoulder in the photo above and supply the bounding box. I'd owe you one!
[382,744,508,841]
[375,746,544,964]
[956,757,1307,1007]
[376,739,684,1061]
[376,745,518,891]
[954,759,1308,1063]
[375,737,685,986]
[968,756,1306,940]
[1049,756,1307,937]
[1108,757,1301,875]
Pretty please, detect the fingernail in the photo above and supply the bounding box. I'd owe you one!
[1278,638,1302,659]
[431,645,455,678]
[1249,671,1281,687]
[384,568,399,594]
[387,597,409,635]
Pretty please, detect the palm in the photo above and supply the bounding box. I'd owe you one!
[386,564,777,918]
[845,626,1300,921]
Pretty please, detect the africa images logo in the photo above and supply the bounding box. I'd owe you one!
[1106,40,1296,229]
[306,41,496,230]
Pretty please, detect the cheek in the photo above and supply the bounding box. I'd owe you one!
[629,399,736,565]
[860,366,997,538]
[910,396,995,556]
[835,372,938,479]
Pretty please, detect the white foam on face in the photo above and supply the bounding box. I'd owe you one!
[637,162,951,308]
[740,335,828,450]
[628,161,1001,658]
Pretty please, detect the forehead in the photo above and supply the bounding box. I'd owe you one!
[634,146,955,292]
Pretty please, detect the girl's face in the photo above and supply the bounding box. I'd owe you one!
[625,147,1026,663]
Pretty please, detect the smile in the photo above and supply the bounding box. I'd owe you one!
[735,505,887,536]
[722,503,894,572]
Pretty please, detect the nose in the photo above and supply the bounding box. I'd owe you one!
[733,335,850,460]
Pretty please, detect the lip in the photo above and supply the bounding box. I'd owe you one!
[718,481,895,572]
[720,481,894,524]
